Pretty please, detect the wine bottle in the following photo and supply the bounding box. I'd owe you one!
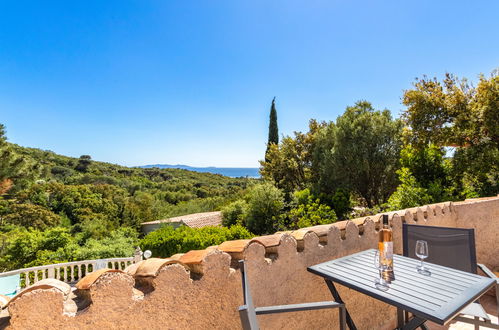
[378,214,395,282]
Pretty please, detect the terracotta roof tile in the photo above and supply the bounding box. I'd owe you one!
[75,268,124,290]
[141,211,222,228]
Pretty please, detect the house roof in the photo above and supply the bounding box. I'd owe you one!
[141,211,222,228]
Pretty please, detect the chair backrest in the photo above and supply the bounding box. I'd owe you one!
[239,260,260,330]
[0,274,21,297]
[403,224,477,274]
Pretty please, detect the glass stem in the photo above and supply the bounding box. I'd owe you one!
[420,258,423,269]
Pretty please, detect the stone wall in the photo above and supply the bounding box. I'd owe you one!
[3,197,498,330]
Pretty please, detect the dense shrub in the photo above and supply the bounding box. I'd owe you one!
[387,168,432,210]
[287,196,337,229]
[140,225,253,258]
[244,183,284,235]
[4,203,61,230]
[0,226,138,270]
[221,200,248,226]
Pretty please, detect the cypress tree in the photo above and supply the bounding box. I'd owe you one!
[265,98,279,161]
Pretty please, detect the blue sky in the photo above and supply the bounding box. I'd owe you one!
[1,1,498,167]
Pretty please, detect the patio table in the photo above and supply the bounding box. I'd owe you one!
[308,249,495,330]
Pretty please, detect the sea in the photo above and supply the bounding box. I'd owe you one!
[139,164,260,178]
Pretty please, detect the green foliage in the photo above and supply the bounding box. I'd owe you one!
[0,124,254,270]
[75,155,92,172]
[387,168,432,210]
[244,183,285,235]
[403,71,499,198]
[260,120,322,194]
[287,195,337,229]
[123,191,162,228]
[260,103,403,208]
[265,97,279,161]
[330,189,352,220]
[4,203,61,230]
[0,124,34,195]
[399,144,447,188]
[315,101,403,207]
[221,200,248,226]
[73,227,138,260]
[140,225,253,258]
[294,188,311,205]
[0,226,138,271]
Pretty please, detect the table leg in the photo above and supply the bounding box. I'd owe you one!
[325,279,357,330]
[397,308,405,328]
[401,316,427,330]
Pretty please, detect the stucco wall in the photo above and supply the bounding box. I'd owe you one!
[3,198,498,330]
[454,197,499,273]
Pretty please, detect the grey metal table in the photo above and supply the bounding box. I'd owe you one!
[308,249,496,330]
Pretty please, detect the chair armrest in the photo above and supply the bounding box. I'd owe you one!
[477,263,499,282]
[255,301,343,315]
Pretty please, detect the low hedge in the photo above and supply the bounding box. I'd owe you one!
[140,224,253,258]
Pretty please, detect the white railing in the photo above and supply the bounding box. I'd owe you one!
[0,249,142,288]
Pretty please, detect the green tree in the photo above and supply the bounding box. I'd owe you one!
[387,168,432,210]
[75,155,92,172]
[260,120,323,194]
[315,101,403,207]
[4,203,61,230]
[330,189,352,220]
[221,200,248,227]
[0,124,28,195]
[403,71,499,198]
[265,97,279,161]
[244,183,285,235]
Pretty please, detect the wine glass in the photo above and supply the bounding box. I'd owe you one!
[373,250,389,291]
[415,240,431,275]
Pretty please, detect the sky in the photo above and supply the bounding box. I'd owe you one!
[1,1,498,167]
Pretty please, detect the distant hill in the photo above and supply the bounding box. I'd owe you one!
[139,164,260,178]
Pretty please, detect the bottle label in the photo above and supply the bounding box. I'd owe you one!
[383,241,393,259]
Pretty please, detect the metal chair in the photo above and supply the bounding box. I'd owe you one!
[403,223,499,329]
[238,260,346,330]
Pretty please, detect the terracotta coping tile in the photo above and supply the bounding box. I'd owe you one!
[250,234,283,247]
[329,218,372,231]
[290,230,311,241]
[275,230,292,234]
[170,253,184,261]
[76,268,124,290]
[305,224,334,236]
[179,249,210,265]
[134,258,187,277]
[9,279,72,306]
[0,294,10,308]
[218,240,251,253]
[124,261,141,276]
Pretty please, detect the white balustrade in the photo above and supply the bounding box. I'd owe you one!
[0,255,138,289]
